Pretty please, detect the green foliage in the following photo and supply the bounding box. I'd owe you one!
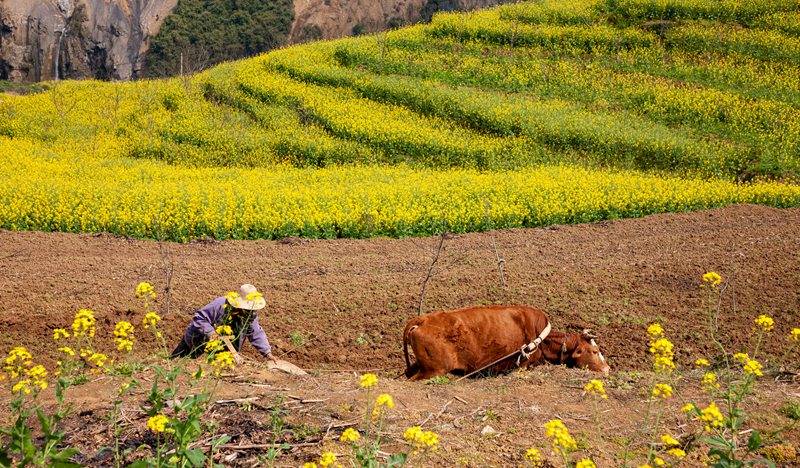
[145,0,294,78]
[0,379,78,467]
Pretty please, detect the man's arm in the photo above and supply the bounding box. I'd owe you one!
[188,298,225,338]
[246,315,274,360]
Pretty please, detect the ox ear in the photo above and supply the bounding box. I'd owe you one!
[581,328,598,340]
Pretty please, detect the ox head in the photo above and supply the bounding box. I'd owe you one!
[564,329,610,374]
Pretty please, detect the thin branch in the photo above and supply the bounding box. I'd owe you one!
[158,242,174,316]
[490,234,507,288]
[417,232,447,316]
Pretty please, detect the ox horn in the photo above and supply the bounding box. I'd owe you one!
[581,328,598,339]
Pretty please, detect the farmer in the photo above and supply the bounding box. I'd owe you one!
[171,283,277,364]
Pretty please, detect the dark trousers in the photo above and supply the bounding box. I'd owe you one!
[170,338,206,359]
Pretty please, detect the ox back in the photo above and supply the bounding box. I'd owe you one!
[403,305,550,381]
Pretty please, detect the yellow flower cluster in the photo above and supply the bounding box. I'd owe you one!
[792,328,800,342]
[651,383,673,399]
[372,393,395,420]
[339,428,360,443]
[699,401,725,432]
[4,346,33,378]
[584,379,608,399]
[53,329,70,341]
[113,321,135,353]
[210,351,235,376]
[215,325,233,337]
[733,352,763,377]
[755,314,774,332]
[403,426,440,452]
[701,372,720,391]
[647,323,664,339]
[135,281,156,300]
[575,460,596,468]
[524,447,544,467]
[359,373,378,389]
[318,451,337,468]
[205,340,224,353]
[147,414,170,433]
[694,358,710,368]
[702,272,723,287]
[649,332,676,374]
[142,312,162,338]
[544,419,577,455]
[72,309,96,338]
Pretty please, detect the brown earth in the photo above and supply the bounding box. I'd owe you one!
[0,204,799,466]
[0,203,798,373]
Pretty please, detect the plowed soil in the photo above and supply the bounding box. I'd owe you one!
[1,204,798,372]
[1,204,799,466]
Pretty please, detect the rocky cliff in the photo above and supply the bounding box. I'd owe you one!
[1,0,507,82]
[0,0,177,81]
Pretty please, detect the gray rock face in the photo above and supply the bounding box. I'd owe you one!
[1,0,507,82]
[290,0,508,43]
[0,0,176,81]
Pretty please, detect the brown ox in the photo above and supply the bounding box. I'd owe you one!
[403,305,609,381]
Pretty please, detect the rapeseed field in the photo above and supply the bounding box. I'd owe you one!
[1,0,798,241]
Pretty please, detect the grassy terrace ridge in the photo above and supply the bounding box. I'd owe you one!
[1,0,799,241]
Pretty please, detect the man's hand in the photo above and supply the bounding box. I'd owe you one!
[233,352,244,365]
[208,331,220,341]
[266,353,278,363]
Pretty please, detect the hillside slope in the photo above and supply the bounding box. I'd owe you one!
[1,0,799,241]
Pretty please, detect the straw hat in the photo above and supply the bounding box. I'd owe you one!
[226,284,266,311]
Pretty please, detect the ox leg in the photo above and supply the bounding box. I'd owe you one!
[409,366,447,382]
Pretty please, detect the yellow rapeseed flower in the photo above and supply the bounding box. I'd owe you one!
[651,383,673,399]
[4,347,33,378]
[210,351,235,376]
[359,373,378,388]
[205,340,224,353]
[694,358,710,368]
[667,448,686,458]
[742,358,763,377]
[26,365,48,390]
[372,393,395,419]
[318,451,337,468]
[215,325,233,337]
[647,323,664,339]
[584,379,608,399]
[576,460,596,468]
[12,379,32,395]
[147,414,170,433]
[733,352,749,363]
[524,447,544,467]
[702,272,722,286]
[544,419,577,455]
[791,328,800,342]
[702,372,720,391]
[88,353,108,368]
[700,402,725,431]
[114,321,135,353]
[142,312,161,329]
[53,328,70,341]
[339,428,360,443]
[681,403,697,414]
[135,282,157,300]
[58,346,75,356]
[653,457,666,466]
[660,434,680,448]
[755,314,774,332]
[303,463,317,468]
[72,309,96,338]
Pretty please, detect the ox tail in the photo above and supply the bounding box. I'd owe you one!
[403,323,420,378]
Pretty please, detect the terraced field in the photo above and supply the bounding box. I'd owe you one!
[1,0,799,240]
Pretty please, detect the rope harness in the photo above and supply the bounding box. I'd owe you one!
[455,321,552,382]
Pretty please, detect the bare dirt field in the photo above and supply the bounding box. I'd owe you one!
[0,204,798,466]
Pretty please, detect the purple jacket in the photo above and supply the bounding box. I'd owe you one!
[183,297,272,356]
